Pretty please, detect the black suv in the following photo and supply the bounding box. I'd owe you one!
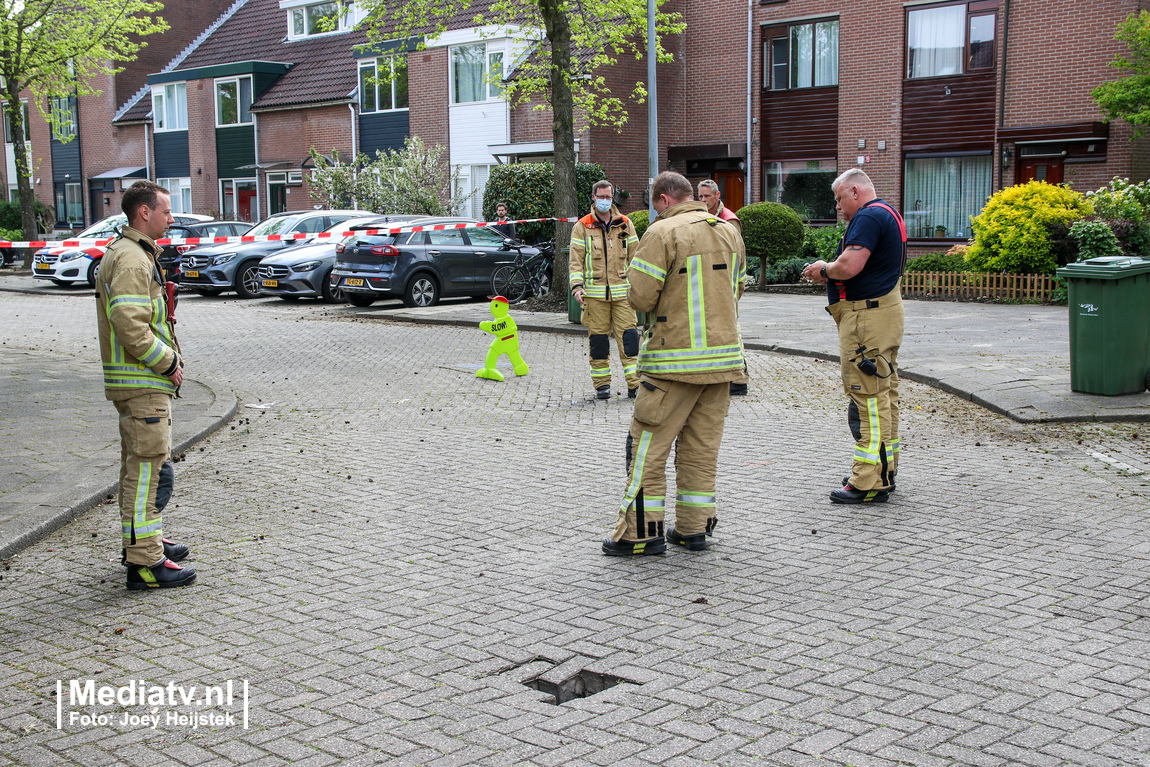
[159,220,249,282]
[331,217,539,307]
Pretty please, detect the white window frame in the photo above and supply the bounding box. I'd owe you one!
[49,96,78,141]
[450,41,507,105]
[152,82,188,132]
[215,76,253,127]
[158,177,193,214]
[359,55,409,113]
[283,0,362,40]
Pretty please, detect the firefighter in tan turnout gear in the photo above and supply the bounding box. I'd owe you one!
[96,180,196,589]
[603,172,747,556]
[569,179,641,399]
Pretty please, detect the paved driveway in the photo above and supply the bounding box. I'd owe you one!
[1,291,1148,766]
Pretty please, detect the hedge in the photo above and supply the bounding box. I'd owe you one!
[482,162,606,244]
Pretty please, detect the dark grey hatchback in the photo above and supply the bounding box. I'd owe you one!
[330,217,538,307]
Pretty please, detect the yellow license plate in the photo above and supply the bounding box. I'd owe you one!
[344,278,364,287]
[262,279,278,287]
[184,270,199,278]
[35,263,50,271]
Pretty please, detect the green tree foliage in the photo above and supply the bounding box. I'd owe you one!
[800,222,846,262]
[627,209,649,240]
[966,181,1093,274]
[1093,11,1150,137]
[904,252,969,272]
[737,202,804,287]
[1069,219,1123,261]
[481,162,605,243]
[307,137,471,215]
[0,1,168,250]
[358,0,684,295]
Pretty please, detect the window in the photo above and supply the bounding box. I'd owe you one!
[54,182,82,224]
[216,77,253,126]
[158,177,192,213]
[764,20,838,90]
[49,97,77,141]
[902,154,992,239]
[451,43,505,103]
[287,1,352,38]
[907,2,996,79]
[152,83,188,131]
[359,55,409,112]
[427,230,465,246]
[3,102,30,144]
[763,159,837,221]
[467,226,506,247]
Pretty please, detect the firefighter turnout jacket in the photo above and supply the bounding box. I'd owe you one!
[96,227,181,400]
[627,201,746,384]
[568,206,639,301]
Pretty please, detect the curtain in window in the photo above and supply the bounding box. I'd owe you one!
[907,5,964,78]
[903,156,991,238]
[814,21,838,87]
[470,164,489,218]
[790,25,813,88]
[453,44,485,103]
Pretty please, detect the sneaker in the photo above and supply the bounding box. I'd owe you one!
[628,387,637,399]
[842,476,896,493]
[830,484,890,504]
[601,537,666,556]
[121,538,190,567]
[596,385,611,400]
[729,382,748,396]
[667,526,707,551]
[126,559,197,590]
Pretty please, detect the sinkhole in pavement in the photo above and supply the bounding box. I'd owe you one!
[523,669,635,705]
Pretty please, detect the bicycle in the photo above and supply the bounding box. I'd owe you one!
[490,240,554,303]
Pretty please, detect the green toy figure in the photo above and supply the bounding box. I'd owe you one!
[476,296,530,381]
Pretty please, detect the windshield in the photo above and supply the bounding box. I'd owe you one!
[244,216,298,237]
[78,215,127,239]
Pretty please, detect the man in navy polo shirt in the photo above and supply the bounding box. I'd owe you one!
[802,169,906,504]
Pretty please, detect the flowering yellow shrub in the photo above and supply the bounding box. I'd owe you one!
[966,181,1092,274]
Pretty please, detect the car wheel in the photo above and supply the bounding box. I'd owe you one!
[320,268,344,304]
[403,273,439,307]
[234,261,262,299]
[347,293,376,307]
[86,258,100,288]
[534,270,552,298]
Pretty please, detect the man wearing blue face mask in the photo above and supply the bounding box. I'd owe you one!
[569,179,641,399]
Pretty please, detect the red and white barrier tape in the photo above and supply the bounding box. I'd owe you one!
[2,216,583,249]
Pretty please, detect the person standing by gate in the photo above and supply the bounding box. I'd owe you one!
[802,169,906,504]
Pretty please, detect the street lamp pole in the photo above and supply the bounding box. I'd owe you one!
[647,0,658,219]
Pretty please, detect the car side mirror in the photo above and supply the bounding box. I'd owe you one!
[501,239,514,251]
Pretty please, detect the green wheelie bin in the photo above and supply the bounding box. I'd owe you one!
[1056,256,1150,395]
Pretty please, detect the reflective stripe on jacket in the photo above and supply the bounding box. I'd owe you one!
[96,227,179,400]
[568,207,638,302]
[627,201,746,384]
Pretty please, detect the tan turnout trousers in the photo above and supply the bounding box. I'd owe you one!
[115,392,173,566]
[612,377,731,541]
[581,297,641,391]
[827,285,903,492]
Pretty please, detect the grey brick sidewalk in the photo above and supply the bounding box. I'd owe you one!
[1,290,1149,767]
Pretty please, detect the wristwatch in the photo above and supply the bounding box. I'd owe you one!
[820,265,828,279]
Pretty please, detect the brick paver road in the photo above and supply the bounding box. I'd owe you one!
[1,290,1149,767]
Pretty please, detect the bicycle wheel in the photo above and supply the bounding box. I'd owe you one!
[491,265,529,302]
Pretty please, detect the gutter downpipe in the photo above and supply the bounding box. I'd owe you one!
[253,111,262,219]
[746,0,753,207]
[997,0,1011,191]
[144,120,151,181]
[348,102,358,210]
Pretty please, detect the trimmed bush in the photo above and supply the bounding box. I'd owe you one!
[628,209,650,240]
[482,162,606,244]
[905,252,969,272]
[966,181,1092,274]
[773,257,815,284]
[737,201,804,281]
[1070,219,1123,261]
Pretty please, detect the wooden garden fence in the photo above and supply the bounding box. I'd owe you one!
[901,271,1055,302]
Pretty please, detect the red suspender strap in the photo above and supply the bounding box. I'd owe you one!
[868,202,907,243]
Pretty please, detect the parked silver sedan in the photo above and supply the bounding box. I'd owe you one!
[256,216,401,303]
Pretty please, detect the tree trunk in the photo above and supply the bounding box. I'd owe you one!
[538,0,576,299]
[4,89,38,268]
